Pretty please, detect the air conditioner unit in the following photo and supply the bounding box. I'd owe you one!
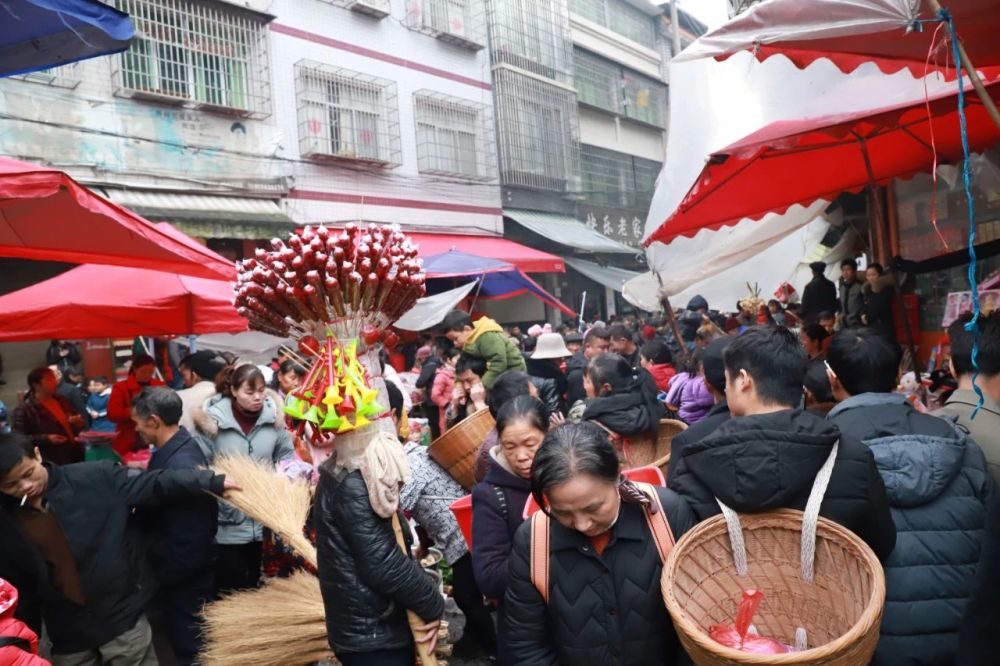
[344,0,390,19]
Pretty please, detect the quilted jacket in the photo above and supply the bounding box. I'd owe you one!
[671,408,897,561]
[829,393,993,666]
[504,486,695,666]
[462,317,526,389]
[315,466,444,655]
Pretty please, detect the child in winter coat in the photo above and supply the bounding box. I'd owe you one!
[85,376,115,432]
[640,339,676,393]
[443,310,526,389]
[665,354,714,424]
[0,579,49,665]
[431,349,460,435]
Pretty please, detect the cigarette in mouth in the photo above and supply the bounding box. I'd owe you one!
[20,495,27,507]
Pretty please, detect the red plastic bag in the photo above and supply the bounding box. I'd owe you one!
[709,589,790,654]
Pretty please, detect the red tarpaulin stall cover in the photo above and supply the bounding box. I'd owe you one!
[679,0,1000,79]
[647,77,1000,245]
[0,263,246,341]
[0,157,235,279]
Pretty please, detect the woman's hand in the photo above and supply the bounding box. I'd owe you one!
[68,414,85,428]
[46,434,68,444]
[549,411,566,429]
[414,620,441,654]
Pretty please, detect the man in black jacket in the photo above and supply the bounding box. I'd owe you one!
[671,326,896,561]
[133,387,217,666]
[315,459,444,666]
[668,336,732,484]
[608,324,640,369]
[0,432,237,665]
[800,261,838,325]
[566,326,610,408]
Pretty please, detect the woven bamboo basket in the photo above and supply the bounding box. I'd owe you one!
[601,418,686,474]
[428,408,495,489]
[661,509,885,666]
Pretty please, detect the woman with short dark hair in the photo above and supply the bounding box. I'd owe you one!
[11,367,84,465]
[505,422,694,665]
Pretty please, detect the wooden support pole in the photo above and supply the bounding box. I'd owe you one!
[390,513,439,666]
[926,0,1000,134]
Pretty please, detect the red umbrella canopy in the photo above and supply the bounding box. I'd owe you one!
[682,0,1000,79]
[646,77,1000,246]
[0,263,246,342]
[0,157,235,280]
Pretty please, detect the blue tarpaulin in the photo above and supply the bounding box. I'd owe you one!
[422,250,514,279]
[1,0,133,78]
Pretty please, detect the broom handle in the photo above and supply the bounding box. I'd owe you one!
[390,513,440,666]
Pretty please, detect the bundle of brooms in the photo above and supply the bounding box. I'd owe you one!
[200,572,334,666]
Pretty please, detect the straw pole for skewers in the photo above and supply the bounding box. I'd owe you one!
[390,513,439,666]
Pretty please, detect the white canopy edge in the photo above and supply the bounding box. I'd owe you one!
[394,281,478,331]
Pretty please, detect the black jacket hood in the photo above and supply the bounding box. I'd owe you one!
[685,409,841,512]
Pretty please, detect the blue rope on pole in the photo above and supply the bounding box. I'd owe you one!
[941,7,985,418]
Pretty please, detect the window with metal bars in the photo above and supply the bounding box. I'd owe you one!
[573,48,620,113]
[622,69,666,126]
[406,0,485,49]
[494,68,579,191]
[568,0,657,49]
[486,0,572,83]
[580,144,660,208]
[324,0,390,18]
[295,61,402,167]
[573,47,666,126]
[413,91,495,179]
[12,63,81,89]
[113,0,270,118]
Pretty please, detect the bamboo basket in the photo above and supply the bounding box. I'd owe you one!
[661,510,885,666]
[598,418,686,475]
[428,408,495,489]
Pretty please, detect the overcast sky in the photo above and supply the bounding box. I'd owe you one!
[675,0,729,29]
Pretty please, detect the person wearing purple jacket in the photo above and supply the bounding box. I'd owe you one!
[678,373,714,424]
[470,396,547,665]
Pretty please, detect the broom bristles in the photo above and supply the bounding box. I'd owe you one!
[212,455,317,568]
[200,572,334,666]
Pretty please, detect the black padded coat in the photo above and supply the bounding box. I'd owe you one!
[315,466,444,655]
[504,487,695,666]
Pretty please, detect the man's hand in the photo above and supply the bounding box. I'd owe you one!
[469,382,486,407]
[549,411,566,429]
[222,478,243,496]
[413,620,441,655]
[451,386,467,407]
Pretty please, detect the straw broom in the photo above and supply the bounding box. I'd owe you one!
[199,572,334,666]
[212,455,317,569]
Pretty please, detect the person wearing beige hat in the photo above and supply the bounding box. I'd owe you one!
[525,333,571,413]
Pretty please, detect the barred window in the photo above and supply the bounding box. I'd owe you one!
[487,0,572,83]
[495,68,580,191]
[573,47,667,127]
[406,0,485,49]
[568,0,657,49]
[580,144,660,209]
[623,70,666,126]
[573,48,620,113]
[414,91,495,180]
[295,61,401,167]
[113,0,271,118]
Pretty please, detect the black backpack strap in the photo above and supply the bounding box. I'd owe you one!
[492,484,508,522]
[0,635,32,652]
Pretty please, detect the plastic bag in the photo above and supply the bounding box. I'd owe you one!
[709,589,790,654]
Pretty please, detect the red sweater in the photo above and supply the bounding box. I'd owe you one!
[647,363,677,393]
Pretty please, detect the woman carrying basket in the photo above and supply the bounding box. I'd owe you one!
[504,422,694,665]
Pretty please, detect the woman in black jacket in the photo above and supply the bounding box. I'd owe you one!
[505,422,695,665]
[314,459,444,665]
[471,395,548,664]
[581,353,666,438]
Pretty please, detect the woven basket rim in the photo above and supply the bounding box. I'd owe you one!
[662,509,886,664]
[428,408,494,449]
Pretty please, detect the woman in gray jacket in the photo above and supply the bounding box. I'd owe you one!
[195,364,295,594]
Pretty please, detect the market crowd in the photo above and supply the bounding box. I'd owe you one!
[1,256,999,665]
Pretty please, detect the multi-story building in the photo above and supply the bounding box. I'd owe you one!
[0,0,502,262]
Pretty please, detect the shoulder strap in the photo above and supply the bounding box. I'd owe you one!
[491,484,508,522]
[529,512,550,603]
[635,482,675,563]
[0,635,32,652]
